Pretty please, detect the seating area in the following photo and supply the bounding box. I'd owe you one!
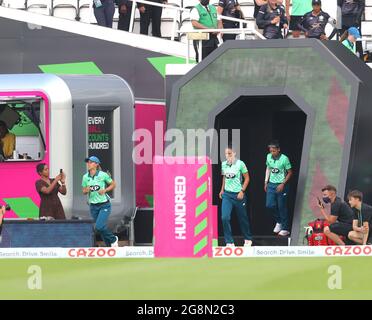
[3,1,372,43]
[0,0,256,41]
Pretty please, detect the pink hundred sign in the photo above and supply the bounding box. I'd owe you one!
[153,156,214,258]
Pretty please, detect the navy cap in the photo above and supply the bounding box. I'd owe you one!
[312,0,321,5]
[85,156,101,164]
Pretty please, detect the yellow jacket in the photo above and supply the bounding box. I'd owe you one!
[1,133,15,158]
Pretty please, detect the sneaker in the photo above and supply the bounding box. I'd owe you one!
[244,240,253,247]
[111,236,119,247]
[226,243,235,247]
[273,223,282,233]
[278,230,290,236]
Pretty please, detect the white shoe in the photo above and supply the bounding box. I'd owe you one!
[111,236,119,247]
[278,230,290,236]
[226,243,235,247]
[244,240,253,247]
[273,223,282,233]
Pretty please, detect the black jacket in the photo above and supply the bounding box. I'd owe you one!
[338,0,365,19]
[298,10,331,39]
[256,4,288,39]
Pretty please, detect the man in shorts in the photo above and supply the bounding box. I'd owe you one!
[317,185,354,245]
[285,0,312,38]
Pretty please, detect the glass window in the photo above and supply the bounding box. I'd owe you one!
[87,108,115,197]
[0,97,46,162]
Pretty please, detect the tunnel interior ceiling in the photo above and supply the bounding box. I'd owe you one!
[172,44,356,244]
[214,95,306,236]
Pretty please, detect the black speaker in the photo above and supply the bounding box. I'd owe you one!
[134,208,153,245]
[0,219,95,247]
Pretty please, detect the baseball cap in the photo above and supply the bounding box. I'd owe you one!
[348,27,361,39]
[312,0,321,5]
[85,156,101,164]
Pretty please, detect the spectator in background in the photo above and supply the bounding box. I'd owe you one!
[264,140,292,236]
[317,185,354,245]
[254,0,267,19]
[341,26,361,55]
[82,156,118,247]
[298,0,335,40]
[338,0,365,59]
[285,0,312,38]
[348,190,372,245]
[0,205,5,237]
[93,0,116,28]
[35,164,66,220]
[256,0,288,39]
[191,0,222,62]
[139,0,167,37]
[117,0,132,31]
[253,0,267,34]
[217,0,243,41]
[339,0,364,33]
[0,120,15,160]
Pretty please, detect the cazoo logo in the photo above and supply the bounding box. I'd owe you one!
[68,248,117,258]
[214,247,246,257]
[325,246,372,256]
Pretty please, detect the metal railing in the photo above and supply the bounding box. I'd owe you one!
[128,0,262,41]
[182,27,263,63]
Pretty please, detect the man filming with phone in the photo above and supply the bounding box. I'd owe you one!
[317,185,353,245]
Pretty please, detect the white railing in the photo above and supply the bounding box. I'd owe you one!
[181,27,264,63]
[128,0,262,41]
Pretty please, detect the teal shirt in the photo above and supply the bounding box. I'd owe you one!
[266,153,292,184]
[291,0,313,16]
[221,159,248,193]
[82,171,113,204]
[342,39,356,54]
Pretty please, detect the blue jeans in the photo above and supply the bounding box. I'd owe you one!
[266,182,289,231]
[94,0,115,28]
[90,201,116,246]
[221,191,253,244]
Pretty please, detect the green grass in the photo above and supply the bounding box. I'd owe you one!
[1,257,372,299]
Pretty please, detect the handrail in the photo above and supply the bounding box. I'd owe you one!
[179,27,261,63]
[128,0,263,41]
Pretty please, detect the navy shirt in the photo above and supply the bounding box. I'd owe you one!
[256,4,288,39]
[298,10,330,39]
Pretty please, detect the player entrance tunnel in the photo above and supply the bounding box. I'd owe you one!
[167,40,372,244]
[212,95,308,241]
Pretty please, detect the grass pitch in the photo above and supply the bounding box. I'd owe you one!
[0,257,372,299]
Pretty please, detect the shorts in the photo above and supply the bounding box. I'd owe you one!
[329,222,353,237]
[289,15,302,31]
